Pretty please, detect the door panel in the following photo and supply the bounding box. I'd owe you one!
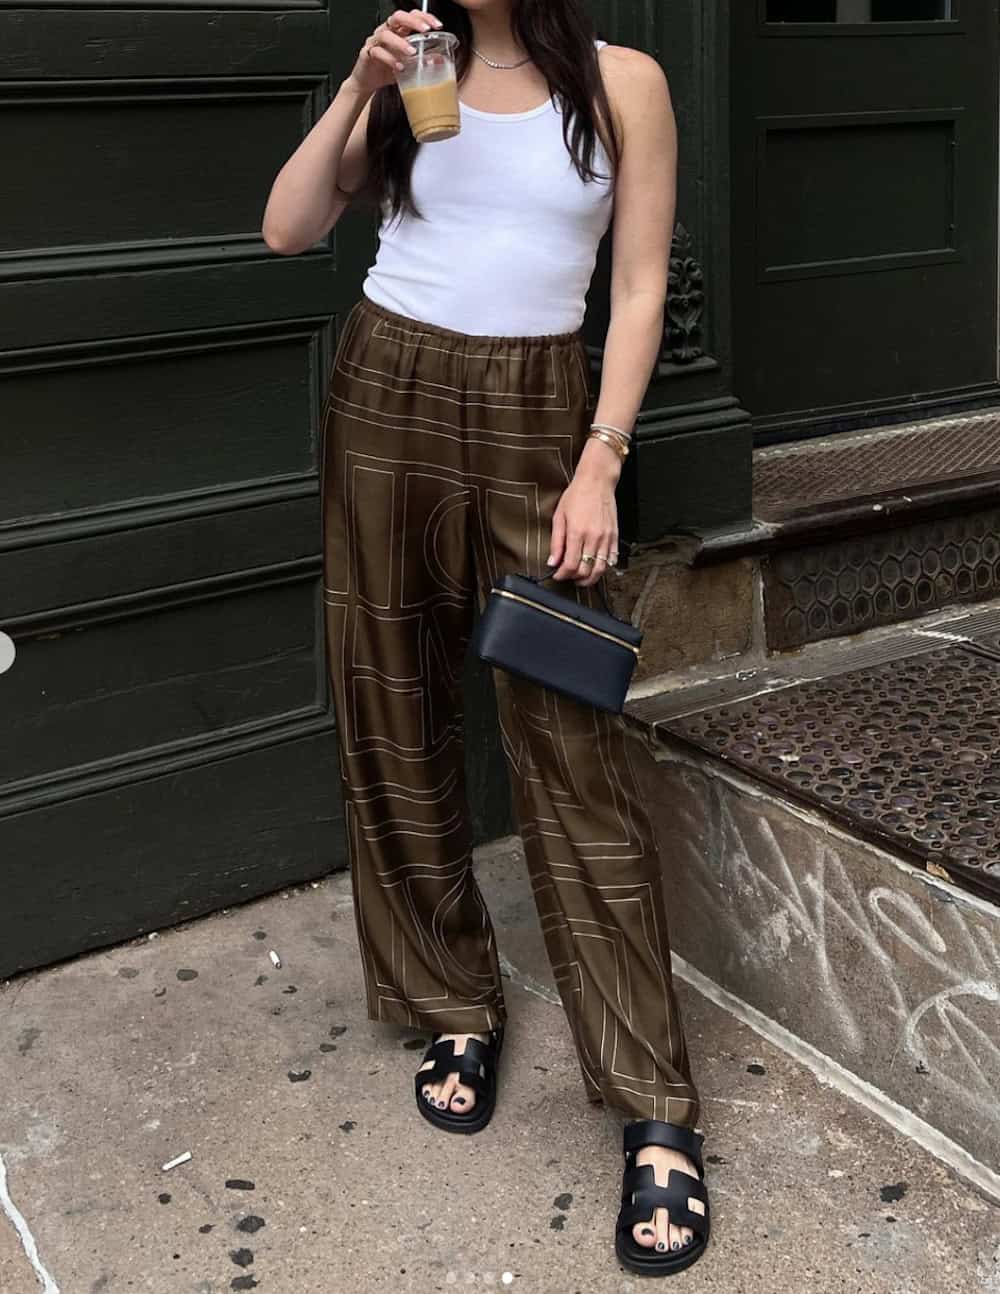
[733,0,999,433]
[0,3,376,977]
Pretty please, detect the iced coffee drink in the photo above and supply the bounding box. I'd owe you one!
[396,32,461,144]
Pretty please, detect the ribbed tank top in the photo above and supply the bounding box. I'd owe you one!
[362,41,614,337]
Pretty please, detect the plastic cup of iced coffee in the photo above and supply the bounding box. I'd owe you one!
[395,31,461,144]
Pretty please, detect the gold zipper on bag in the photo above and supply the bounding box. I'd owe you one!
[492,589,641,655]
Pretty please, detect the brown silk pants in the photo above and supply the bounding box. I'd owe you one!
[320,296,700,1127]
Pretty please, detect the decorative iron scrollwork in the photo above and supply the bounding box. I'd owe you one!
[664,223,704,365]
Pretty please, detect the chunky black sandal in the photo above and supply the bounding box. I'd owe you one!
[413,1027,504,1135]
[615,1118,711,1276]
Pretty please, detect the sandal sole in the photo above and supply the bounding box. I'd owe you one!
[615,1231,709,1277]
[416,1093,497,1135]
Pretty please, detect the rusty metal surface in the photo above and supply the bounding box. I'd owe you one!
[763,506,1000,649]
[655,644,1000,903]
[754,413,1000,523]
[627,636,940,728]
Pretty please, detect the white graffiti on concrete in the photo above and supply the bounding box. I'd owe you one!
[668,768,1000,1123]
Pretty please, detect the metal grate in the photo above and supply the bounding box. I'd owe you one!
[754,413,1000,522]
[661,645,1000,902]
[762,506,1000,649]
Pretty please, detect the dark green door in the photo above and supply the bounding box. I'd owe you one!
[0,5,376,976]
[734,0,1000,438]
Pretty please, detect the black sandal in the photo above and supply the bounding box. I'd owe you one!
[615,1118,711,1276]
[413,1027,504,1135]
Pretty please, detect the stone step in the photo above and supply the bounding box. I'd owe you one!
[611,410,1000,680]
[622,597,1000,1195]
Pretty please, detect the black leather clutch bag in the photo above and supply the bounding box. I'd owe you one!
[471,571,643,714]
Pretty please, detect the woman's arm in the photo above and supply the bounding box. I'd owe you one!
[548,45,678,586]
[261,7,443,255]
[261,84,373,255]
[590,46,677,451]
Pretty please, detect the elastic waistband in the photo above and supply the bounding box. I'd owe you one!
[356,294,584,352]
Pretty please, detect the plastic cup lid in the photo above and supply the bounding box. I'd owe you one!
[406,30,458,49]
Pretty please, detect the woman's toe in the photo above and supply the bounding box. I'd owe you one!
[450,1081,475,1112]
[437,1073,457,1110]
[418,1059,436,1099]
[632,1220,656,1249]
[653,1207,671,1253]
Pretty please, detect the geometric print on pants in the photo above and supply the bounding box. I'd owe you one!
[320,295,700,1126]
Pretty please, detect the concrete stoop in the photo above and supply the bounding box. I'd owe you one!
[622,599,1000,1204]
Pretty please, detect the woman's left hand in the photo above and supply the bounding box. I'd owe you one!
[547,460,620,588]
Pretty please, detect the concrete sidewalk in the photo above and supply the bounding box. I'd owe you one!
[1,838,997,1293]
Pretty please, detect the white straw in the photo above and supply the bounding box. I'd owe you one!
[418,7,427,83]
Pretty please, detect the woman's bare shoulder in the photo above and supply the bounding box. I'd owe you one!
[596,43,673,146]
[597,43,670,100]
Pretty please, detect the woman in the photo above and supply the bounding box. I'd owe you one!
[262,0,709,1276]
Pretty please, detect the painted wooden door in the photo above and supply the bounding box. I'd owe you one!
[0,5,380,976]
[734,1,1000,439]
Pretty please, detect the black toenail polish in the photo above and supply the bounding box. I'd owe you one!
[684,1236,692,1245]
[640,1227,654,1237]
[671,1241,679,1250]
[655,1242,665,1251]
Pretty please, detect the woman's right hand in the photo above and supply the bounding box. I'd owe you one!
[347,8,444,97]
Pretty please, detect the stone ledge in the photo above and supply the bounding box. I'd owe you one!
[608,545,758,683]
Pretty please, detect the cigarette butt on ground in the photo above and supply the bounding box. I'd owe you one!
[161,1151,192,1172]
[269,950,282,969]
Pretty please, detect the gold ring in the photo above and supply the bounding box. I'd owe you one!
[581,553,595,564]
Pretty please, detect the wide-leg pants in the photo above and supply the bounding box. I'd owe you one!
[320,296,700,1127]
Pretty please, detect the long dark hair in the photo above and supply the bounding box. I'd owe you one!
[362,0,619,221]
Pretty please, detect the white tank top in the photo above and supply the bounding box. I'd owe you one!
[362,41,614,337]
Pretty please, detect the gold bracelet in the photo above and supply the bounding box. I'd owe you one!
[587,429,629,461]
[589,429,631,457]
[590,421,633,443]
[589,425,630,451]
